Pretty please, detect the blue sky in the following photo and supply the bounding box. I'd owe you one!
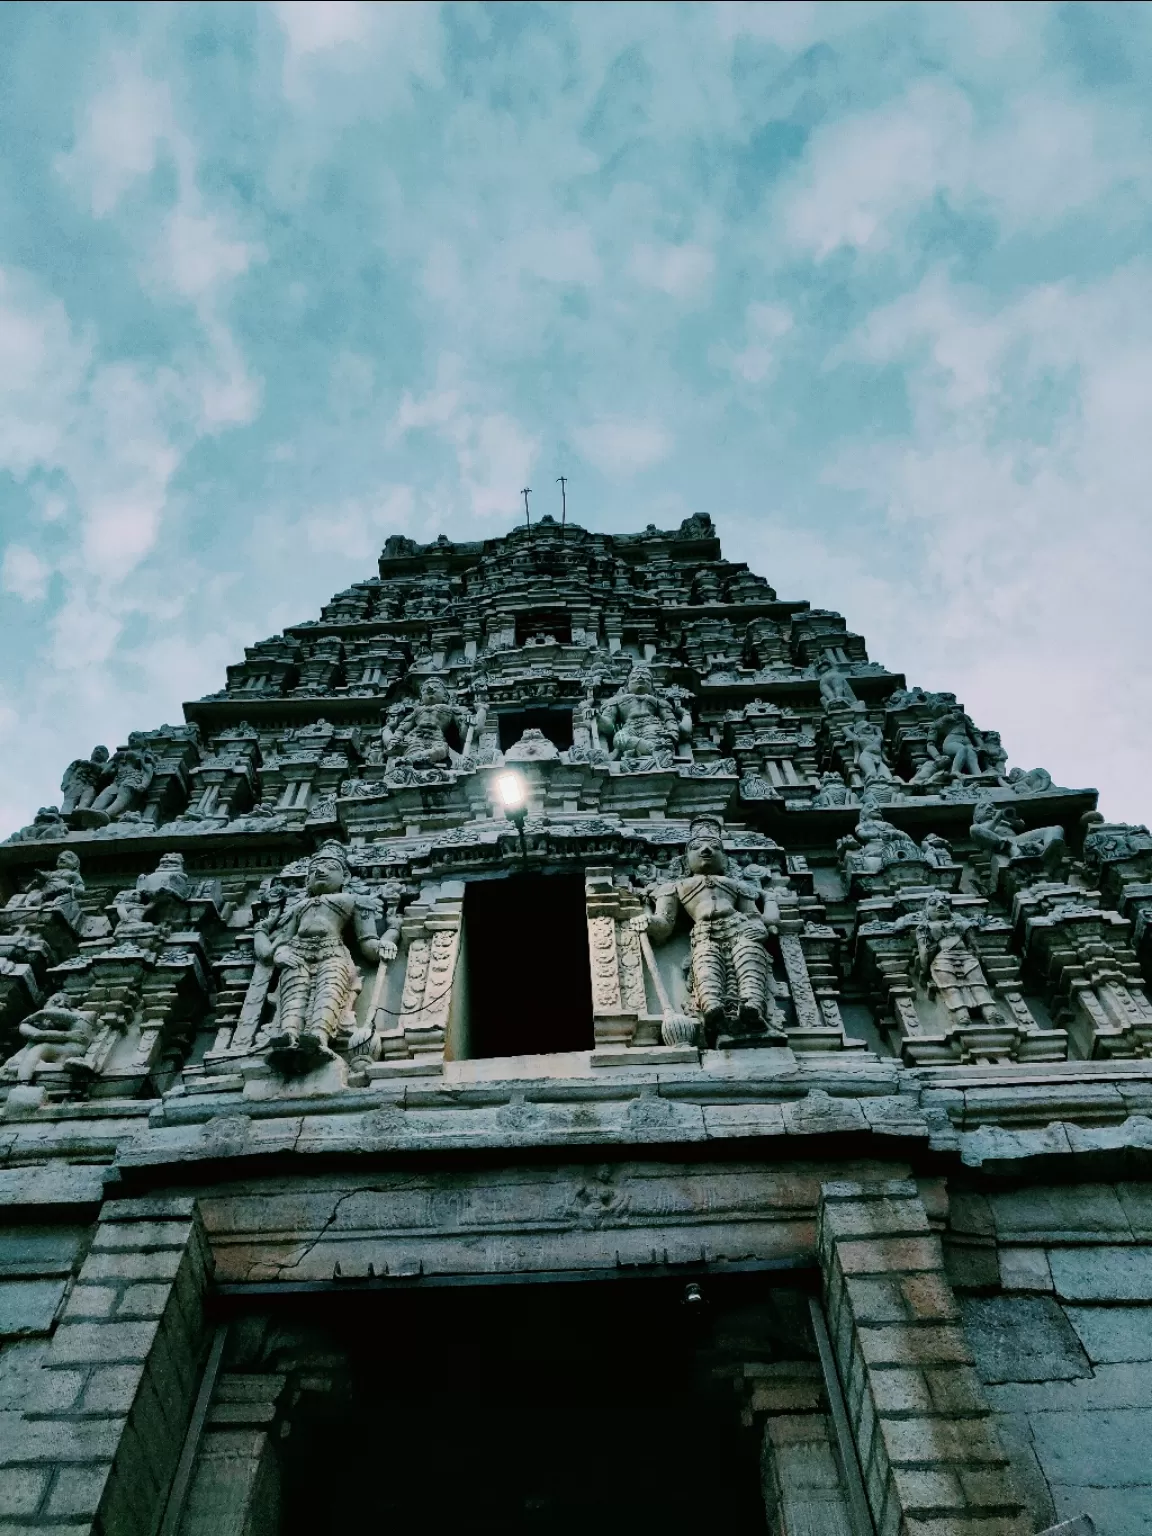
[2,1,1151,834]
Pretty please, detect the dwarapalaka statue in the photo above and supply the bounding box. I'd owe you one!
[598,664,690,766]
[632,814,783,1043]
[254,842,394,1067]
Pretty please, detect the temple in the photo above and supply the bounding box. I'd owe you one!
[0,512,1147,1534]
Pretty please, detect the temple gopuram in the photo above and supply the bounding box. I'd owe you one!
[0,512,1145,1536]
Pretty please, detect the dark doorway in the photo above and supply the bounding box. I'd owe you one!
[463,874,593,1057]
[515,612,572,646]
[497,706,574,752]
[275,1274,777,1536]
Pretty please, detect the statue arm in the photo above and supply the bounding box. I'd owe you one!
[352,902,383,965]
[634,888,678,945]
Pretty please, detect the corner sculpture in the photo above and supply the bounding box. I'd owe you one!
[633,814,783,1045]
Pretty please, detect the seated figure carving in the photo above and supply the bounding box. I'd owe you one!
[381,678,468,771]
[69,747,156,827]
[598,664,690,767]
[254,842,390,1068]
[632,815,782,1044]
[970,798,1066,875]
[0,993,98,1084]
[5,851,84,912]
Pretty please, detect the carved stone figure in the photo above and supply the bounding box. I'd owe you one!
[811,771,855,808]
[598,665,690,766]
[504,728,560,763]
[60,747,110,815]
[111,852,193,934]
[819,666,862,712]
[895,894,1004,1033]
[253,842,390,1065]
[934,710,986,777]
[381,678,468,770]
[74,747,156,826]
[843,718,895,783]
[0,993,98,1083]
[632,815,782,1042]
[6,851,84,911]
[839,795,924,875]
[970,799,1066,875]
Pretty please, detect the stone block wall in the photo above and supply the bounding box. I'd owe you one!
[817,1178,1031,1536]
[949,1181,1152,1536]
[0,1194,212,1536]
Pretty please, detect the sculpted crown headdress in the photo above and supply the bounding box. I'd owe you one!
[688,814,725,845]
[309,839,350,873]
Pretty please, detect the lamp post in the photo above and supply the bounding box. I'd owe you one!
[496,772,529,861]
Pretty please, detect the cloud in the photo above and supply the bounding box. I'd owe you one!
[274,1,374,56]
[777,76,1150,262]
[55,54,172,218]
[716,301,793,384]
[1,546,51,603]
[575,418,672,476]
[820,261,1152,816]
[630,242,714,300]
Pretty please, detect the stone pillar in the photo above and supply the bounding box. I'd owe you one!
[817,1178,1030,1536]
[751,1359,857,1536]
[177,1373,285,1536]
[0,1194,212,1535]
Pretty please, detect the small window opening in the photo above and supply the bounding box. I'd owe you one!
[459,874,593,1058]
[515,613,572,647]
[497,706,574,752]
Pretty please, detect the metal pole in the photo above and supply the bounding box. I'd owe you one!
[808,1297,875,1536]
[157,1323,228,1536]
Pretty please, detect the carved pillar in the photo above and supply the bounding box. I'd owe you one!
[176,1373,285,1536]
[378,881,463,1067]
[584,867,649,1048]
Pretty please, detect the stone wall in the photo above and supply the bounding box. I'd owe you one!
[951,1181,1152,1535]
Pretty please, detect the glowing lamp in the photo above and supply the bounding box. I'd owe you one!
[496,772,526,811]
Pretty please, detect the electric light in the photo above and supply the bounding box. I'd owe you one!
[497,772,526,810]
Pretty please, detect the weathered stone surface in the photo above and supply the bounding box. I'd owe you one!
[1065,1304,1152,1363]
[0,1279,67,1338]
[961,1296,1090,1383]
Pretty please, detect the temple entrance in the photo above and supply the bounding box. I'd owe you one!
[457,874,594,1059]
[272,1275,780,1535]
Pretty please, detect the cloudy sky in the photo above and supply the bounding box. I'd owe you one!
[1,1,1150,835]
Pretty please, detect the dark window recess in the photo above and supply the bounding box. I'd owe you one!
[497,706,574,752]
[464,874,593,1057]
[515,613,572,646]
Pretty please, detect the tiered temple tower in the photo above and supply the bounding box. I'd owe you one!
[0,513,1147,1536]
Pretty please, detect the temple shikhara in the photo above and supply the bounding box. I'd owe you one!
[0,512,1146,1535]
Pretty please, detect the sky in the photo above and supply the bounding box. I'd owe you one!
[1,0,1151,835]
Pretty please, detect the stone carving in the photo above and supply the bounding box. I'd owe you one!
[70,746,156,827]
[811,771,855,808]
[839,797,924,877]
[6,851,84,910]
[505,728,560,763]
[381,678,468,770]
[895,895,1006,1035]
[842,718,896,784]
[819,665,863,712]
[933,709,988,778]
[60,747,111,815]
[0,993,98,1085]
[5,807,69,843]
[970,798,1066,882]
[632,814,783,1044]
[598,664,690,768]
[253,842,391,1069]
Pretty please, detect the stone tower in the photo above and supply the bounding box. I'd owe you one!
[0,513,1146,1535]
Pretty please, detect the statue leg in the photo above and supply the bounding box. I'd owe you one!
[103,788,136,821]
[303,953,358,1052]
[732,927,772,1033]
[272,959,311,1048]
[690,930,728,1035]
